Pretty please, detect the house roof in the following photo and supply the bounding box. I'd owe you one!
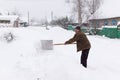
[0,15,19,22]
[89,16,120,21]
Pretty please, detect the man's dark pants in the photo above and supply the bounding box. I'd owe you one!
[81,48,90,68]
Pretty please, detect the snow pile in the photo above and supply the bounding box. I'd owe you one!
[0,26,120,80]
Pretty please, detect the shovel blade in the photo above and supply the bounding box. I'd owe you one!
[41,40,53,50]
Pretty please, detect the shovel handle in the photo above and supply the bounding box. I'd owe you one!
[54,43,76,45]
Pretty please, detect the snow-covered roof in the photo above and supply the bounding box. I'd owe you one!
[0,15,19,22]
[89,15,120,21]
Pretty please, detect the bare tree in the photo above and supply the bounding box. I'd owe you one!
[71,0,83,25]
[10,7,23,17]
[50,17,74,29]
[67,0,86,25]
[65,0,70,3]
[85,0,103,18]
[66,0,103,29]
[85,0,103,34]
[77,0,82,25]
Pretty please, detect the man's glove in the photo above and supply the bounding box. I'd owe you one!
[64,41,69,44]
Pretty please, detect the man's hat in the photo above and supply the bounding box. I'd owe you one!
[75,26,81,30]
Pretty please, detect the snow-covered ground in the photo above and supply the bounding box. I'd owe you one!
[0,26,120,80]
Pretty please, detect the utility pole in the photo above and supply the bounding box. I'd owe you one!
[44,16,49,30]
[92,0,96,34]
[51,11,53,21]
[77,0,82,25]
[28,11,30,26]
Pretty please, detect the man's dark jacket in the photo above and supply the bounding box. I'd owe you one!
[65,31,91,52]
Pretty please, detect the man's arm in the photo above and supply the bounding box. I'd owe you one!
[65,34,79,44]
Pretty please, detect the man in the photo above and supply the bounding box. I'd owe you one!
[64,26,91,68]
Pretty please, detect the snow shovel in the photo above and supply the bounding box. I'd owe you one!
[40,40,76,50]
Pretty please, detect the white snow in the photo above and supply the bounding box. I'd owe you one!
[0,26,120,80]
[103,26,118,28]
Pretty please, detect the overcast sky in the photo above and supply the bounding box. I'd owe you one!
[0,0,120,21]
[0,0,71,21]
[99,0,120,18]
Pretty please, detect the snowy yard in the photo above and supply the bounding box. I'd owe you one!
[0,26,120,80]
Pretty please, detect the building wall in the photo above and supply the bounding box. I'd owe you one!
[89,17,120,28]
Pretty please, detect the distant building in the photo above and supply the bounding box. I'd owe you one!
[0,15,20,27]
[89,16,120,28]
[19,17,29,27]
[19,22,28,27]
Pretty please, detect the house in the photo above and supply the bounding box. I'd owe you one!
[0,15,20,27]
[89,16,120,28]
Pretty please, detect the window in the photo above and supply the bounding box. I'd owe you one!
[111,20,117,25]
[96,21,99,28]
[0,20,10,24]
[104,20,108,25]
